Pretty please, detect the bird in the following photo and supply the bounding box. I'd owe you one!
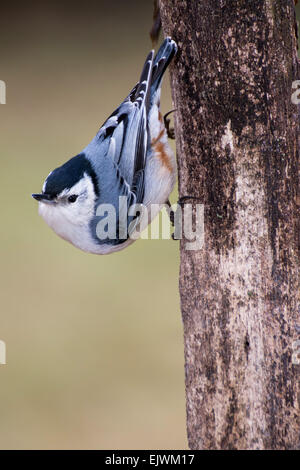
[32,37,177,254]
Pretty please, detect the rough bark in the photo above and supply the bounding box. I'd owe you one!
[159,0,300,450]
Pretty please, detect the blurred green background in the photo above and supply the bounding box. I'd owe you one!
[0,0,186,449]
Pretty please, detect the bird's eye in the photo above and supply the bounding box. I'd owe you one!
[68,195,78,203]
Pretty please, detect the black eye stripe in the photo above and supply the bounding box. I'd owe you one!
[68,195,78,203]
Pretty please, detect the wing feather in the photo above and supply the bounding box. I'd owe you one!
[84,51,154,205]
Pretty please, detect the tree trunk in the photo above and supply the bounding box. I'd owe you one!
[159,0,300,450]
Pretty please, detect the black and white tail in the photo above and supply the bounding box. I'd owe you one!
[150,37,177,102]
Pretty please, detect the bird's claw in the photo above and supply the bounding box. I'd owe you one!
[170,196,202,241]
[177,195,202,207]
[164,110,176,140]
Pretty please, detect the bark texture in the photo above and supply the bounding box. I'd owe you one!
[159,0,300,450]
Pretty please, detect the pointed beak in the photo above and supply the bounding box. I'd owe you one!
[32,193,55,204]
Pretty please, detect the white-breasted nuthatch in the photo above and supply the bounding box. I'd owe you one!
[32,38,177,254]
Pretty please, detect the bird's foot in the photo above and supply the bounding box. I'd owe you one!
[177,195,202,206]
[170,196,202,240]
[164,110,176,139]
[166,199,175,227]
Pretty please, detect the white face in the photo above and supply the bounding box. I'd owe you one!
[38,173,98,253]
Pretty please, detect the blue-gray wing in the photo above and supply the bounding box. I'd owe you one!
[83,50,154,205]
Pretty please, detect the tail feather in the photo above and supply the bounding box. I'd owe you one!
[134,50,154,108]
[150,37,177,100]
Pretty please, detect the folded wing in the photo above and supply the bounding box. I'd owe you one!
[84,51,154,206]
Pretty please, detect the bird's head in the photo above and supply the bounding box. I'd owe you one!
[32,153,99,252]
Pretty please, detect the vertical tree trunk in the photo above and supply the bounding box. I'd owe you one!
[159,0,300,450]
